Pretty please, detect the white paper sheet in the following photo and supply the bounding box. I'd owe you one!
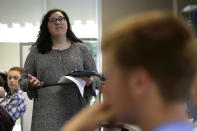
[58,76,86,97]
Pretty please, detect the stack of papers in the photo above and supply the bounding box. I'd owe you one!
[58,76,86,97]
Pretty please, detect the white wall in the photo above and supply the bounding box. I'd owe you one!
[47,0,97,24]
[0,0,43,26]
[0,43,20,71]
[0,0,98,42]
[102,0,173,34]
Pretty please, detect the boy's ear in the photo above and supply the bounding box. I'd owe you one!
[128,68,152,97]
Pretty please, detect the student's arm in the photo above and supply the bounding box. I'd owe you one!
[6,94,26,121]
[61,101,114,131]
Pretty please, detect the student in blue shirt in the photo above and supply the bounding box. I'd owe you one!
[0,67,26,122]
[61,11,197,131]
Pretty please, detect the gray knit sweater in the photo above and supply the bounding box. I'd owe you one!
[19,42,99,131]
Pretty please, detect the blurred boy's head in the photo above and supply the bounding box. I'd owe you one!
[102,11,197,124]
[7,67,22,94]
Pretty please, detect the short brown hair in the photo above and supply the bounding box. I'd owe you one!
[8,67,22,75]
[102,11,197,102]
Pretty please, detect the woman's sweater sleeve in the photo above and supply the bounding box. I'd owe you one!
[82,44,101,90]
[19,46,37,92]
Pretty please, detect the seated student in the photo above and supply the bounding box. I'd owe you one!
[0,67,26,122]
[61,11,197,131]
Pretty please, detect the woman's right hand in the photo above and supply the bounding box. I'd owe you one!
[28,74,44,88]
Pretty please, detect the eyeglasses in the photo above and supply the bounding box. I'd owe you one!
[48,17,66,24]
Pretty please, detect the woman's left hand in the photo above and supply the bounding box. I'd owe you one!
[81,77,93,86]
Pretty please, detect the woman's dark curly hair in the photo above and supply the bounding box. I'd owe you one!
[36,9,83,54]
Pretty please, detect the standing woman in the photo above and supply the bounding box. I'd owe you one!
[19,9,99,131]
